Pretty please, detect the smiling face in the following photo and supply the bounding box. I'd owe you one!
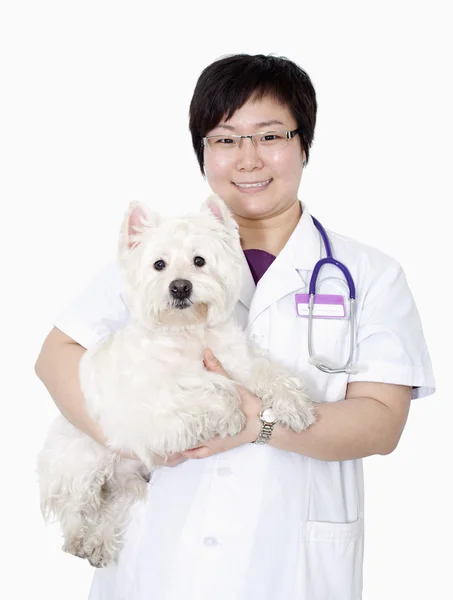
[203,95,306,221]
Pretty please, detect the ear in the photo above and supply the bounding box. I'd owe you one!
[201,194,238,231]
[118,201,160,255]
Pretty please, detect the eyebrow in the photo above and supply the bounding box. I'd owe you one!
[215,119,286,131]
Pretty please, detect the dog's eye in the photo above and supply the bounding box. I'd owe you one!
[194,256,205,267]
[154,260,166,271]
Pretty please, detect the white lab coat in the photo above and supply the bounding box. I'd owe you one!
[54,203,435,600]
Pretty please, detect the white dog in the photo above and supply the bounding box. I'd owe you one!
[37,194,316,568]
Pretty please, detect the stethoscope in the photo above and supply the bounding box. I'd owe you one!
[308,217,359,374]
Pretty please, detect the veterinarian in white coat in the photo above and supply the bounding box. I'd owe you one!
[36,54,435,600]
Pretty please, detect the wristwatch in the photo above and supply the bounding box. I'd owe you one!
[252,407,277,445]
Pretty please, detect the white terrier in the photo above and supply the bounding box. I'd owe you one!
[37,194,316,568]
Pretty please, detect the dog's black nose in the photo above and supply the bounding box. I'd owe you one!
[169,279,192,300]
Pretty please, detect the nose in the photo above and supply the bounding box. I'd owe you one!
[236,137,263,170]
[169,279,192,300]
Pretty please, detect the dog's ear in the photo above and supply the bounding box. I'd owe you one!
[201,194,238,231]
[119,201,160,255]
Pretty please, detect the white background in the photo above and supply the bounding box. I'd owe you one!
[1,1,451,598]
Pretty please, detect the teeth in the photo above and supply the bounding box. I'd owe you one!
[236,179,271,189]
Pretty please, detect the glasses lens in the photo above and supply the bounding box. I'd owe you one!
[205,135,239,151]
[253,131,288,150]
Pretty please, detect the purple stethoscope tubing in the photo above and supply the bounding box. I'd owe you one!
[310,217,356,299]
[307,217,358,374]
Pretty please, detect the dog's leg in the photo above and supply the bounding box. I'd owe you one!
[245,351,317,433]
[81,461,150,568]
[38,417,118,561]
[61,512,90,558]
[59,461,114,561]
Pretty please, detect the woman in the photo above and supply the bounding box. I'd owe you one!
[35,54,435,600]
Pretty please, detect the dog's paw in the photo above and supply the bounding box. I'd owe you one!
[276,400,316,433]
[62,535,88,560]
[83,540,117,569]
[213,408,246,439]
[271,378,317,433]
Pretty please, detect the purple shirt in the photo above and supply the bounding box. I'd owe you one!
[243,249,276,285]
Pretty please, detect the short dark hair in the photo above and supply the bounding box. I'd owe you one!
[189,53,317,176]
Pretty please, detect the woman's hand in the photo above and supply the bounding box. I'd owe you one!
[114,349,262,464]
[112,449,187,468]
[182,349,262,460]
[151,452,187,467]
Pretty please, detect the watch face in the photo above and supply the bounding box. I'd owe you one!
[261,408,277,424]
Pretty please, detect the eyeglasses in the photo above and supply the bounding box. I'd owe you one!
[202,128,301,154]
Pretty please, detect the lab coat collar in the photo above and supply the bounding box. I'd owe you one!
[238,251,256,309]
[274,201,322,271]
[239,202,322,328]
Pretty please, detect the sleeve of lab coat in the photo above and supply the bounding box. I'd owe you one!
[53,261,130,350]
[347,261,435,399]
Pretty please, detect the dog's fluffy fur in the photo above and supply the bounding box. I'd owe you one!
[37,195,316,567]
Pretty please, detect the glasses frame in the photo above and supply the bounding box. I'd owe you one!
[202,128,301,151]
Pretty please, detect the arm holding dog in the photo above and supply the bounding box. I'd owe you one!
[35,327,186,467]
[35,327,107,445]
[270,380,411,461]
[186,350,411,461]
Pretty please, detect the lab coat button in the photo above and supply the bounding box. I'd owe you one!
[203,536,219,547]
[217,466,231,477]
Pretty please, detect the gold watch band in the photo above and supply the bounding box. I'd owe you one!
[252,421,275,445]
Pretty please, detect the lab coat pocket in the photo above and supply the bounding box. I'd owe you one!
[300,517,364,600]
[307,316,351,368]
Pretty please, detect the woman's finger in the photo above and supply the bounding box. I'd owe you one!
[203,348,229,377]
[183,446,214,459]
[152,452,187,467]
